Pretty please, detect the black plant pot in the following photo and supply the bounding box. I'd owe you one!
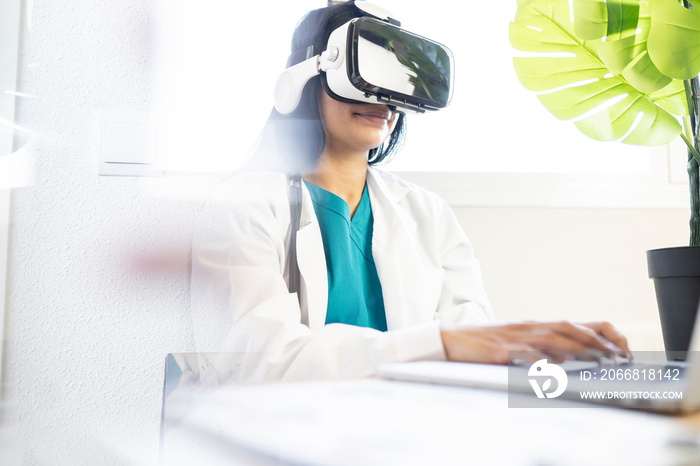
[647,246,700,360]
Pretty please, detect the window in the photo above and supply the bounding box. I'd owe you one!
[0,0,24,185]
[152,0,688,208]
[153,0,321,173]
[378,0,654,175]
[372,0,688,209]
[0,0,22,383]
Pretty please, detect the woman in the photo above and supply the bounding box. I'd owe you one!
[190,1,629,382]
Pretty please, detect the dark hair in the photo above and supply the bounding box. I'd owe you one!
[246,1,406,174]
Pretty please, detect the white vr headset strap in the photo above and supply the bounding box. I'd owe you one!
[274,56,321,115]
[354,1,400,26]
[273,47,344,115]
[273,2,399,115]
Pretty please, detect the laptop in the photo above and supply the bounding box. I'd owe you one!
[377,305,700,413]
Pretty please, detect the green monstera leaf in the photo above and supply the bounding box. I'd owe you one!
[647,0,700,80]
[595,2,673,94]
[510,0,686,146]
[574,0,640,40]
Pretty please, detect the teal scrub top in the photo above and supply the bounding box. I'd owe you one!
[303,180,388,331]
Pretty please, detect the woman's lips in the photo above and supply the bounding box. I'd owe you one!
[355,110,391,125]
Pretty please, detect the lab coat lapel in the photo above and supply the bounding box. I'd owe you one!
[367,169,434,330]
[295,183,328,331]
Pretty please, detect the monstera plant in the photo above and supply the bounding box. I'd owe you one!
[509,0,700,355]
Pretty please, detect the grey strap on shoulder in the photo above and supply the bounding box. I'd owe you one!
[287,174,303,300]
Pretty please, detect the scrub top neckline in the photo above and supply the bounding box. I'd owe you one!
[303,179,374,264]
[303,180,370,227]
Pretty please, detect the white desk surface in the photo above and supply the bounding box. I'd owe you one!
[161,376,700,466]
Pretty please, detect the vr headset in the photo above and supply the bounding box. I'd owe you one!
[273,2,454,115]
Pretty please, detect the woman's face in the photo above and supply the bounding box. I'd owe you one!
[317,87,398,157]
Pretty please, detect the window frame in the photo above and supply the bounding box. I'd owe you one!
[390,144,689,209]
[0,0,22,382]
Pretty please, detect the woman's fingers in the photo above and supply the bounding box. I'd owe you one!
[579,321,631,358]
[548,321,621,352]
[515,324,589,353]
[440,321,630,365]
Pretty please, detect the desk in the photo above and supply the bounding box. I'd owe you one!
[161,356,700,465]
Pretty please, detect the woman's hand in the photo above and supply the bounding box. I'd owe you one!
[440,321,630,365]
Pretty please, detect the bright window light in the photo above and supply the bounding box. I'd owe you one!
[153,0,322,173]
[379,0,652,174]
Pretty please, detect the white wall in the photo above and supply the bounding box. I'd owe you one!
[454,206,687,350]
[0,1,691,465]
[1,2,198,464]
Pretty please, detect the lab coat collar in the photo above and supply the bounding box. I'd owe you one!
[296,182,328,330]
[365,168,414,251]
[366,168,436,329]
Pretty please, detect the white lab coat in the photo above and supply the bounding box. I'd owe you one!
[190,167,493,382]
